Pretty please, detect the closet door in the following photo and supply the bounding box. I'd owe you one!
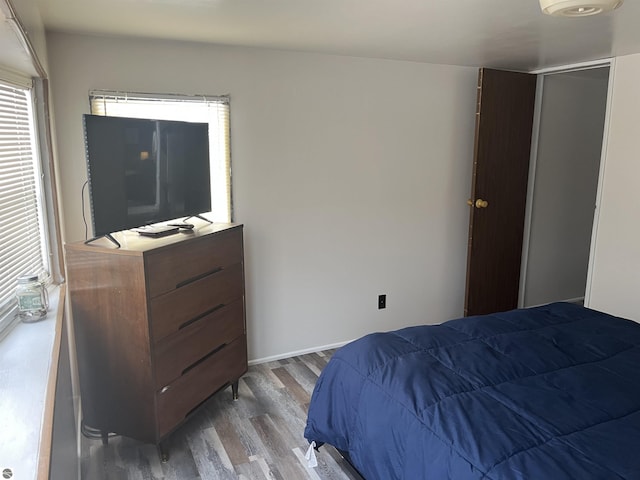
[464,68,536,316]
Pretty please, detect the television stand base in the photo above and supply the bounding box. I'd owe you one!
[84,233,121,248]
[184,214,213,224]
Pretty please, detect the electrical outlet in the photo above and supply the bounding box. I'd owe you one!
[378,294,386,309]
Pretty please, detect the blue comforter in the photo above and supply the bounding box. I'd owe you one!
[304,303,640,479]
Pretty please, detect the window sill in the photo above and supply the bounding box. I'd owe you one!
[0,285,65,480]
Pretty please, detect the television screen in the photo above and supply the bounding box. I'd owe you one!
[83,114,211,237]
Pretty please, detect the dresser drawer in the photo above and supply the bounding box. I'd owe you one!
[156,335,247,438]
[146,227,243,298]
[154,300,244,389]
[150,262,244,341]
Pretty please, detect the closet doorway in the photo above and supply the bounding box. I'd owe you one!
[520,66,610,307]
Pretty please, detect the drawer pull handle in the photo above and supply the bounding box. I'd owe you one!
[178,304,225,330]
[176,267,223,289]
[160,385,170,394]
[182,343,227,375]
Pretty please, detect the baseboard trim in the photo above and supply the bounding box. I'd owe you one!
[525,297,585,309]
[248,340,351,366]
[564,296,585,305]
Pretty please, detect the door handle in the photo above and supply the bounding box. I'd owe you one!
[467,199,489,208]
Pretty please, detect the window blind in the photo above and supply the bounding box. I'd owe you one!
[89,91,232,223]
[0,81,48,328]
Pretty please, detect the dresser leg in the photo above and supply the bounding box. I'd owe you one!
[157,442,169,463]
[101,430,109,446]
[232,380,239,400]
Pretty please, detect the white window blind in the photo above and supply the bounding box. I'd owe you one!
[89,91,232,224]
[0,80,49,331]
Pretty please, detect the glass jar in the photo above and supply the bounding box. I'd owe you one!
[16,274,48,323]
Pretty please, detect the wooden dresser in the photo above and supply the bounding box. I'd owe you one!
[65,223,246,453]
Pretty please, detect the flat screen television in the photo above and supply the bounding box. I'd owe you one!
[83,114,211,238]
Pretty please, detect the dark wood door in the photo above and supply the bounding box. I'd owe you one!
[464,68,537,317]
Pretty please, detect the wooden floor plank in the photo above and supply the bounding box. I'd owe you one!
[250,414,308,479]
[213,415,251,466]
[234,459,269,480]
[272,366,311,407]
[285,360,323,393]
[301,352,329,374]
[187,426,236,480]
[80,349,363,480]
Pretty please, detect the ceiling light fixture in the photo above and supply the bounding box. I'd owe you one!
[539,0,623,16]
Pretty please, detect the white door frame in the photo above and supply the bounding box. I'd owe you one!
[518,58,615,308]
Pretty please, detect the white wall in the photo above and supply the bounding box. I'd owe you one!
[524,69,608,307]
[47,32,477,361]
[588,54,640,321]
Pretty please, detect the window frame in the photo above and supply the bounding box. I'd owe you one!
[0,75,54,339]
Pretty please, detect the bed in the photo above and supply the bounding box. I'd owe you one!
[304,302,640,479]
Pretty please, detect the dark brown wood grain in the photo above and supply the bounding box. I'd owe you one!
[156,336,247,438]
[66,246,156,442]
[150,263,244,341]
[465,68,537,316]
[154,299,245,388]
[146,227,244,298]
[65,223,247,447]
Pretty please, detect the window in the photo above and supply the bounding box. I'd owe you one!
[89,91,232,224]
[0,79,50,336]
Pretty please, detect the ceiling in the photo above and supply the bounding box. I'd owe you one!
[0,3,38,76]
[15,0,640,72]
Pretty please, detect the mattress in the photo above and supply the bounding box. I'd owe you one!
[304,302,640,479]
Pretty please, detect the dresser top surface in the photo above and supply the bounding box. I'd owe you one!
[65,223,242,256]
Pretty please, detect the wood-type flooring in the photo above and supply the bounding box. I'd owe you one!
[81,349,363,480]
